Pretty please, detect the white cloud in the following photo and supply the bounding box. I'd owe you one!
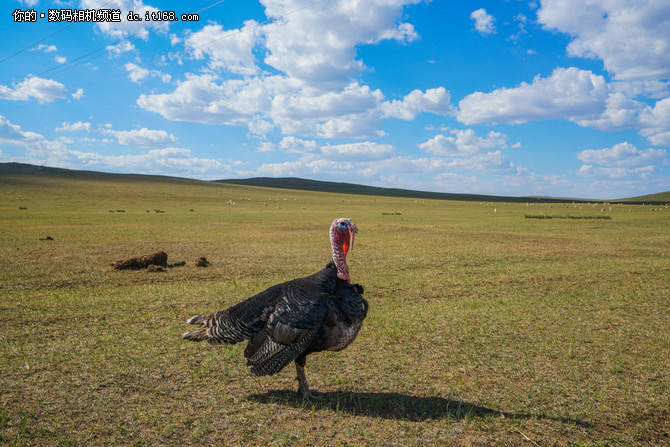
[417,129,518,173]
[56,121,92,132]
[248,119,275,137]
[576,142,667,184]
[138,74,386,138]
[258,141,276,153]
[321,142,395,161]
[184,22,261,75]
[538,0,670,82]
[106,40,136,57]
[80,0,166,43]
[419,129,507,156]
[0,115,45,145]
[275,138,396,163]
[0,75,67,103]
[72,88,85,100]
[32,44,57,53]
[137,74,268,126]
[577,164,657,180]
[639,97,670,146]
[381,87,455,120]
[457,67,608,125]
[55,56,67,64]
[138,1,446,139]
[125,63,150,82]
[575,90,645,131]
[124,63,171,83]
[1,115,229,179]
[108,127,178,148]
[261,0,421,85]
[577,142,667,167]
[471,8,495,34]
[279,136,318,154]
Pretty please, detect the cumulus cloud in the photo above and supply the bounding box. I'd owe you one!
[419,129,507,156]
[639,97,670,146]
[575,90,645,131]
[72,88,85,100]
[138,74,386,138]
[577,164,657,180]
[1,114,229,179]
[0,115,45,145]
[471,8,495,34]
[279,136,318,154]
[56,121,92,132]
[417,128,518,173]
[137,74,270,127]
[0,75,67,103]
[184,22,261,75]
[106,40,136,56]
[261,0,420,85]
[321,142,395,161]
[125,63,171,83]
[457,67,608,125]
[576,142,667,184]
[577,142,666,167]
[137,0,433,139]
[248,119,275,137]
[257,141,276,153]
[107,127,178,148]
[538,0,670,82]
[32,44,57,53]
[80,0,165,43]
[381,87,455,120]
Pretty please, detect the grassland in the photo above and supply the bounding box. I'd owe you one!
[1,167,669,446]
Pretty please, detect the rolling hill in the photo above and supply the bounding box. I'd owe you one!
[1,162,668,204]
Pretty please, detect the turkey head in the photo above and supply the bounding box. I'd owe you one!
[330,217,357,282]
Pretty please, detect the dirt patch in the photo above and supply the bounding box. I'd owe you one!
[195,257,210,267]
[112,251,168,270]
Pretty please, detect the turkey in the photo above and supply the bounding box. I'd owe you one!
[182,218,368,400]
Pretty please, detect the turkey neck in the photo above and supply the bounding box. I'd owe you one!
[330,231,350,283]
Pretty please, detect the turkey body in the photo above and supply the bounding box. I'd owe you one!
[183,261,367,399]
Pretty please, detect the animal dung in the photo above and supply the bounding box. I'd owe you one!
[195,257,210,267]
[112,252,205,270]
[112,251,168,270]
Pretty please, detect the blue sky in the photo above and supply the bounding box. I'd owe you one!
[1,0,669,199]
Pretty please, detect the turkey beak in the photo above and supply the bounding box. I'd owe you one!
[343,224,357,257]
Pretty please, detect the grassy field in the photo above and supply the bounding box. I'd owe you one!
[1,169,669,446]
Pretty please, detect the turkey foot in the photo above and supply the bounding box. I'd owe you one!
[296,361,327,401]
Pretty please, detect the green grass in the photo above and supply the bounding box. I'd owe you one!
[525,214,612,219]
[1,168,669,445]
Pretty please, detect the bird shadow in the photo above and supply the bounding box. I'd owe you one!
[248,389,592,427]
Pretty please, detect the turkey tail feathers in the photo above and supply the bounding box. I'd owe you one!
[182,308,263,345]
[182,328,210,342]
[186,314,206,325]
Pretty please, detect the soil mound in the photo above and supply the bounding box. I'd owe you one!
[195,257,210,267]
[113,251,168,270]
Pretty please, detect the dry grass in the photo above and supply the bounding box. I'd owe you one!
[1,172,669,445]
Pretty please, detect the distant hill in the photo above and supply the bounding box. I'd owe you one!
[2,163,667,204]
[0,162,202,185]
[215,177,581,204]
[616,191,670,204]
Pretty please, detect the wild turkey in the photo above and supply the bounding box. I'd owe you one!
[182,218,368,400]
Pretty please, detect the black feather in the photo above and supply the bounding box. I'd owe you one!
[184,261,367,379]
